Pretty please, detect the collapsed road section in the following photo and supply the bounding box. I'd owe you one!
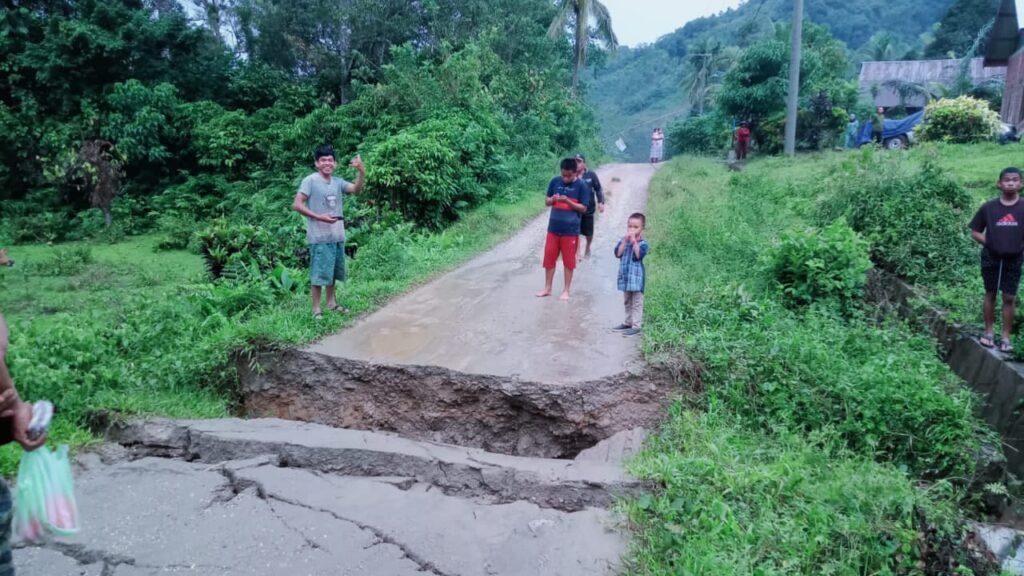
[237,349,682,459]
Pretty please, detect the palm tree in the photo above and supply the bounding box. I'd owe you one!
[882,79,934,108]
[547,0,619,97]
[862,32,911,62]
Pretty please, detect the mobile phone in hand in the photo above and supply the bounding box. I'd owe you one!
[28,400,53,441]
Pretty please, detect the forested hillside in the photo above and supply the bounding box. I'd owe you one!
[662,0,956,53]
[0,0,595,240]
[589,0,972,161]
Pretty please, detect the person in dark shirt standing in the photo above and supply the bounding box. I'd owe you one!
[537,158,588,301]
[970,167,1024,352]
[575,154,605,260]
[872,106,885,146]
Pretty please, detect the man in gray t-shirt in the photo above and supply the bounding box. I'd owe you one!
[292,144,366,319]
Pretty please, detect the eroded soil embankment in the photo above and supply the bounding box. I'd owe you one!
[237,349,692,459]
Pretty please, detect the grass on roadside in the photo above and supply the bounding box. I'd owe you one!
[643,156,984,478]
[628,154,995,575]
[679,143,1022,328]
[626,406,964,576]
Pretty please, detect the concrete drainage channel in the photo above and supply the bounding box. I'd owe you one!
[16,351,682,576]
[866,271,1024,574]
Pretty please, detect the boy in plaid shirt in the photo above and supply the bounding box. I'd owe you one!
[613,213,649,337]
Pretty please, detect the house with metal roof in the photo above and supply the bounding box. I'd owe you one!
[984,0,1024,127]
[859,58,1005,110]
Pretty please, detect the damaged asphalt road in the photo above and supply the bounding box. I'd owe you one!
[16,419,632,576]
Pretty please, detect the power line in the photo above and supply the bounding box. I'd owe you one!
[749,0,770,22]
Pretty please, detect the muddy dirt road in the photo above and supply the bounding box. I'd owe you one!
[310,164,658,383]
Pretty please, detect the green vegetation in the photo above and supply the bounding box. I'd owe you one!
[628,409,974,575]
[925,0,1001,58]
[0,0,603,470]
[717,23,855,152]
[694,142,1020,327]
[0,170,551,472]
[768,219,872,309]
[817,152,976,284]
[1,0,595,236]
[664,115,728,156]
[547,0,619,95]
[918,96,1003,144]
[629,153,1001,574]
[664,0,955,52]
[585,46,688,162]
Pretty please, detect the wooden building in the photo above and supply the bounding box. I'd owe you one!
[985,0,1024,128]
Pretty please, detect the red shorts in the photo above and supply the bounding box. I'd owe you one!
[543,232,578,270]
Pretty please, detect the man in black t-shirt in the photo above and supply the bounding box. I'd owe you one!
[970,167,1024,352]
[575,154,605,260]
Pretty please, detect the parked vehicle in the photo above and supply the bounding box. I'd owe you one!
[856,111,925,150]
[999,122,1020,145]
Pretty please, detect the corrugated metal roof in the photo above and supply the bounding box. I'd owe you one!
[858,58,1007,107]
[860,58,1004,84]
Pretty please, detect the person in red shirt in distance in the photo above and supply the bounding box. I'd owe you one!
[735,121,751,160]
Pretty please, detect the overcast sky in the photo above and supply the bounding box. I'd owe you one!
[601,0,745,47]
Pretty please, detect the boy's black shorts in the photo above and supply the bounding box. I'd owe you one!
[981,249,1024,295]
[580,213,595,237]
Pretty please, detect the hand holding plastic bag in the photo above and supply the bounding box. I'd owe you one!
[12,444,79,543]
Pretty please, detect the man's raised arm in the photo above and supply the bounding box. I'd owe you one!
[345,156,366,195]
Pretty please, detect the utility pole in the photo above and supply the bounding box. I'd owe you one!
[784,0,804,156]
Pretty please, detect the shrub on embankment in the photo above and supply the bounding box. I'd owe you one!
[918,96,1002,145]
[644,159,984,480]
[767,218,873,311]
[817,152,976,285]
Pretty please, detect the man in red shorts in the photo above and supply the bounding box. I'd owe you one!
[537,158,589,301]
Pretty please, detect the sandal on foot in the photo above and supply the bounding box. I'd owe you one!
[313,312,323,320]
[328,304,350,313]
[1000,339,1014,353]
[980,334,995,348]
